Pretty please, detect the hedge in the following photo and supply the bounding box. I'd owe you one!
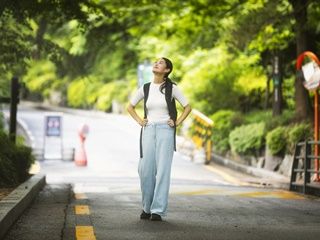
[229,122,265,155]
[0,131,35,187]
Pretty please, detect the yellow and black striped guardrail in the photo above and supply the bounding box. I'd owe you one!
[189,109,213,164]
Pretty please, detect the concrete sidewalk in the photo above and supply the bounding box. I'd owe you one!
[0,174,46,239]
[210,154,290,189]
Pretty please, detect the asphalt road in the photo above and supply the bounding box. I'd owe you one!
[3,105,320,240]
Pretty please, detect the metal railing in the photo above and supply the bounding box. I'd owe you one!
[189,109,213,164]
[290,140,320,196]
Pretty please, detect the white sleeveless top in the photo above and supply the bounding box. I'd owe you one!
[130,82,189,123]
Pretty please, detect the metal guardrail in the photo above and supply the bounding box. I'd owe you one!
[190,109,214,164]
[290,140,320,196]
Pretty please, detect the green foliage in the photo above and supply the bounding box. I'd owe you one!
[265,110,296,131]
[67,77,95,108]
[266,127,287,155]
[0,112,4,130]
[1,0,320,125]
[96,81,130,112]
[0,131,35,187]
[23,59,58,98]
[229,122,265,155]
[244,109,295,131]
[287,123,313,150]
[210,110,243,153]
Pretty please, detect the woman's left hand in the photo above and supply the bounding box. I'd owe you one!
[167,119,175,127]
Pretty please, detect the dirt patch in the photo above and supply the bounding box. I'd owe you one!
[0,188,14,201]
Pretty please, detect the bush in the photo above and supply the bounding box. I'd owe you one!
[244,109,295,132]
[96,81,130,112]
[229,122,265,155]
[287,122,312,151]
[209,110,244,153]
[265,110,295,132]
[266,126,287,155]
[0,131,35,187]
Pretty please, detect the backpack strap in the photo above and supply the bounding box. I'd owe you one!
[140,83,151,158]
[165,81,177,151]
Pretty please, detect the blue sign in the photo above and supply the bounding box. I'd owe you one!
[45,116,61,137]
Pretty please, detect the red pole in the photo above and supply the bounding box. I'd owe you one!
[315,91,320,181]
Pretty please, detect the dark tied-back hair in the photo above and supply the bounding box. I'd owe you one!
[160,57,176,94]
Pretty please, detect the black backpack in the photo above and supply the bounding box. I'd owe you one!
[139,81,177,158]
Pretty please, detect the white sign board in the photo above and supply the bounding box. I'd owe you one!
[43,112,63,160]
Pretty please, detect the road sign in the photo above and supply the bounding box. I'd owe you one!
[45,115,62,137]
[43,112,63,160]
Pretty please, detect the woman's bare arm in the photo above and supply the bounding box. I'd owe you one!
[127,104,148,126]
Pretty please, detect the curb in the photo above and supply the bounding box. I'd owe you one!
[0,174,46,239]
[211,153,290,190]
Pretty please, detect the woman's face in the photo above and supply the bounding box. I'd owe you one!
[152,58,170,75]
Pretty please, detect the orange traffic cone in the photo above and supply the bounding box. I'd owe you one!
[74,124,89,166]
[75,141,87,166]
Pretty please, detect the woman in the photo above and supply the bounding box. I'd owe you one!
[127,57,191,221]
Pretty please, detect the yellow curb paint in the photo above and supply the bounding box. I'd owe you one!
[204,165,243,185]
[75,193,88,200]
[234,191,305,199]
[76,226,96,240]
[75,205,90,215]
[175,188,306,200]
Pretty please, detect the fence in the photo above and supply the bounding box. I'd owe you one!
[290,140,320,196]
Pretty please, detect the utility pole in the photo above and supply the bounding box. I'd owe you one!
[272,55,283,116]
[9,77,20,143]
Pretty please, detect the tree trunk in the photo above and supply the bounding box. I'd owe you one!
[32,17,47,60]
[290,0,312,120]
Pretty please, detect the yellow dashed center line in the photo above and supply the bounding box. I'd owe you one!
[75,193,88,200]
[76,226,96,240]
[75,205,90,215]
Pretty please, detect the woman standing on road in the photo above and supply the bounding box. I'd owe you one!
[127,57,191,221]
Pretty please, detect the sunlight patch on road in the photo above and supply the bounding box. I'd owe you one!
[204,165,243,186]
[175,189,224,195]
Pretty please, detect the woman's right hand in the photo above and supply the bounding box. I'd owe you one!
[139,118,148,127]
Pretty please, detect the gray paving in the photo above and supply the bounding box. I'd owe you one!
[4,184,71,240]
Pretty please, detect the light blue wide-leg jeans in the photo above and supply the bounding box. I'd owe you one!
[138,123,174,216]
